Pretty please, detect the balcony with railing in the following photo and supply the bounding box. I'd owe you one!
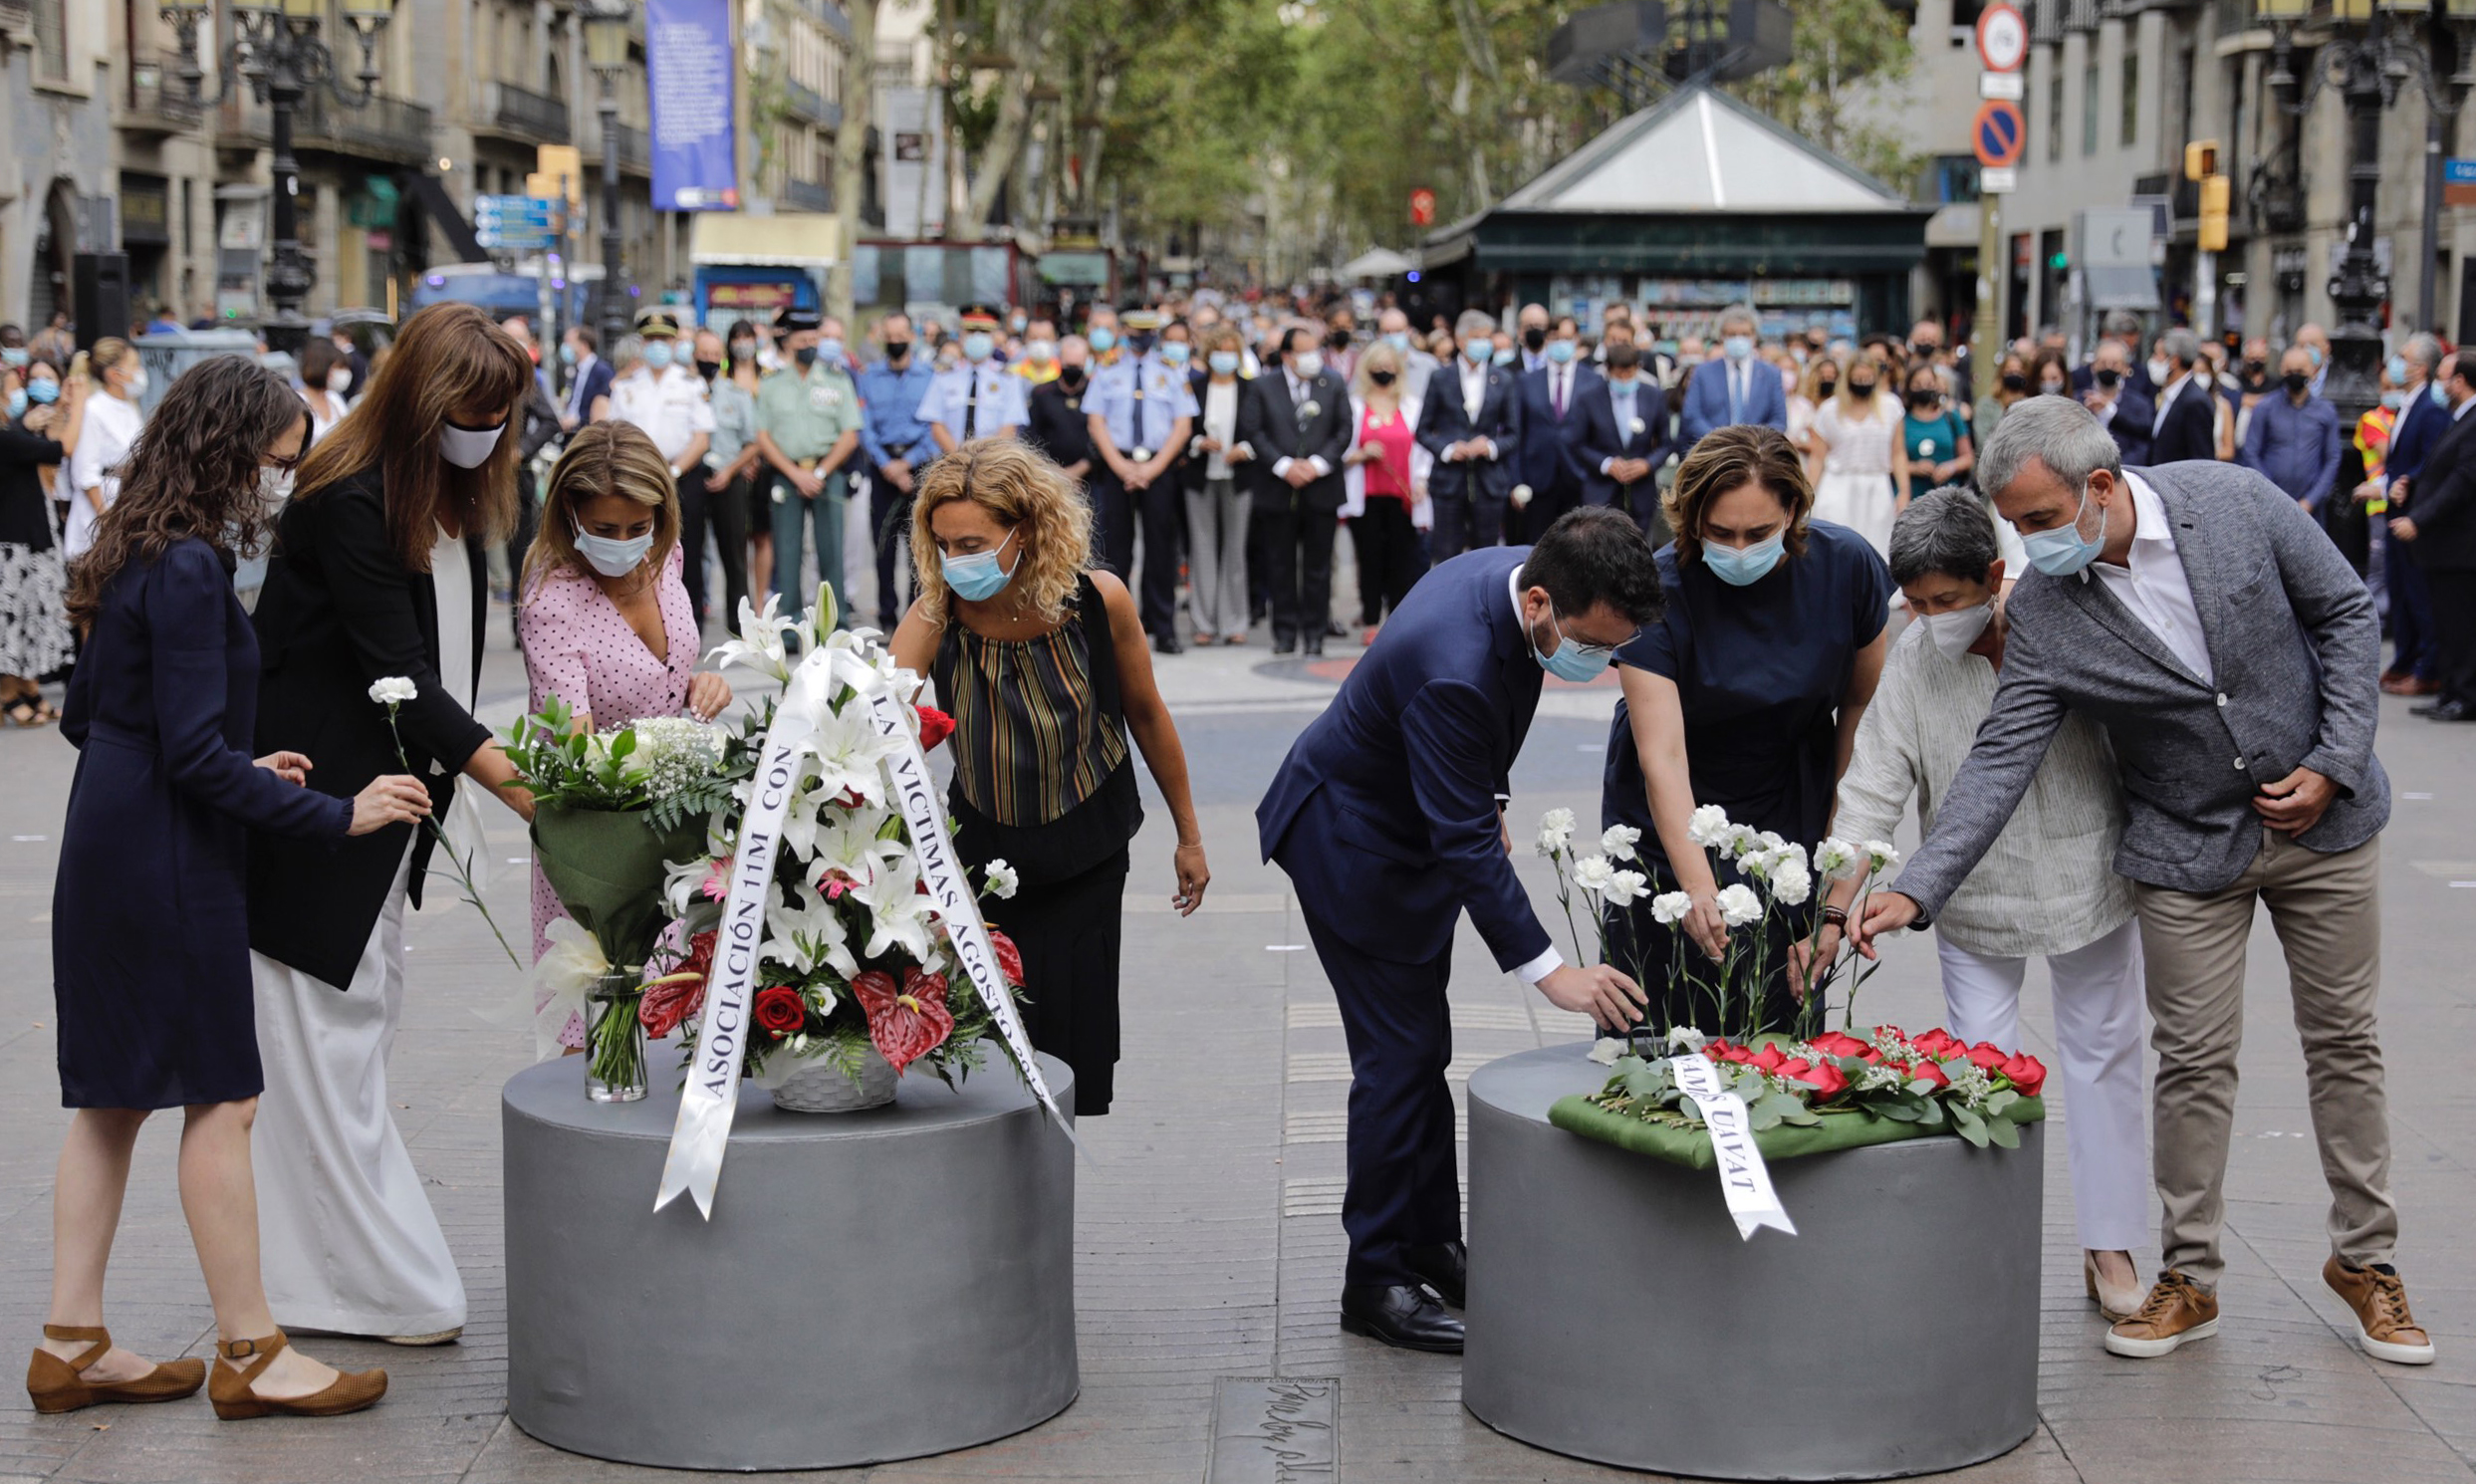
[221,89,435,165]
[2029,0,2064,43]
[783,176,834,212]
[119,51,203,135]
[784,79,827,123]
[493,81,571,144]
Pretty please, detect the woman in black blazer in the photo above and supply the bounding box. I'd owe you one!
[246,302,537,1345]
[35,358,419,1420]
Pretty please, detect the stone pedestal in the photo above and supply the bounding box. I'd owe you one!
[1464,1044,2042,1481]
[503,1048,1078,1471]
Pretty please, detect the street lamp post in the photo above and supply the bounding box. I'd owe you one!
[584,0,634,353]
[158,0,395,357]
[2259,0,2476,426]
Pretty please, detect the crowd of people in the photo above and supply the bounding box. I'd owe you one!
[16,280,2467,1417]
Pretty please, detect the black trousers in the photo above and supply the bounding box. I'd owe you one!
[869,472,916,628]
[675,469,710,622]
[1136,478,1185,637]
[1258,501,1336,643]
[1300,901,1459,1289]
[504,464,541,639]
[1349,498,1427,625]
[2428,566,2476,706]
[1092,470,1138,581]
[1428,488,1507,563]
[1604,890,1812,1038]
[703,471,750,628]
[1515,477,1583,544]
[997,848,1129,1117]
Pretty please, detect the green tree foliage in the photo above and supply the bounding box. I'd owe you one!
[1726,0,1921,191]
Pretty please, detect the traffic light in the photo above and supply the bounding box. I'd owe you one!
[2184,139,2220,181]
[2198,173,2231,253]
[2049,250,2070,271]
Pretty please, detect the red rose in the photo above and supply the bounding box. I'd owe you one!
[1776,1056,1813,1081]
[2000,1053,2047,1097]
[1793,1060,1851,1099]
[1871,1024,1906,1046]
[639,930,715,1038]
[1910,1028,1964,1062]
[854,966,956,1074]
[752,984,807,1038]
[1907,1059,1949,1090]
[1749,1043,1789,1075]
[1965,1041,2009,1072]
[1808,1031,1870,1060]
[914,705,956,750]
[987,927,1026,987]
[1701,1039,1737,1060]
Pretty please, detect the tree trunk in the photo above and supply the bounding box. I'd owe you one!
[832,0,878,324]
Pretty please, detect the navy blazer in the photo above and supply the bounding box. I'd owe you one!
[1574,376,1671,508]
[2097,385,2157,466]
[2147,377,2218,465]
[1257,546,1552,971]
[1415,360,1523,502]
[566,357,615,421]
[1678,356,1789,446]
[2386,383,2450,489]
[1512,362,1600,495]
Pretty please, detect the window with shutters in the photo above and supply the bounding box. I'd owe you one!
[32,0,67,83]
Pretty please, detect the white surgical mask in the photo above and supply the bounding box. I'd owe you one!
[574,523,653,578]
[2146,357,2171,385]
[1025,339,1057,365]
[326,367,354,394]
[438,419,506,468]
[258,464,295,509]
[121,365,149,399]
[1916,599,1994,661]
[1292,351,1324,380]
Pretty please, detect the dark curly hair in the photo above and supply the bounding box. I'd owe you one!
[1523,506,1664,624]
[1663,423,1815,569]
[65,356,308,631]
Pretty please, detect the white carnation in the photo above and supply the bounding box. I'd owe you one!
[1603,868,1650,907]
[1601,824,1641,861]
[1769,861,1813,907]
[983,858,1020,900]
[1815,837,1861,880]
[1571,854,1616,894]
[1715,882,1763,926]
[1686,804,1732,848]
[1721,824,1763,861]
[1864,840,1902,871]
[1649,891,1693,926]
[1664,1025,1709,1053]
[1535,807,1578,857]
[368,675,418,705]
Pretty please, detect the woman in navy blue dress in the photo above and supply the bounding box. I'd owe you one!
[32,358,424,1421]
[1602,425,1893,1033]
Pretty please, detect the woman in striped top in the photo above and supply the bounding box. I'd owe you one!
[890,438,1209,1115]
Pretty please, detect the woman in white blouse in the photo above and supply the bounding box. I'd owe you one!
[63,339,146,561]
[1181,322,1255,645]
[1806,487,2148,1325]
[1802,347,1908,559]
[298,339,357,445]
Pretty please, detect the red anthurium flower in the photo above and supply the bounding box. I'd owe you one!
[639,931,716,1038]
[1964,1041,2009,1072]
[752,984,807,1038]
[2000,1053,2048,1097]
[1908,1059,1950,1090]
[987,927,1026,987]
[914,705,957,750]
[1910,1028,1964,1062]
[1794,1061,1851,1099]
[854,966,957,1075]
[1808,1031,1871,1060]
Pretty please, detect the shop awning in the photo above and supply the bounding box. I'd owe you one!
[1337,247,1416,278]
[689,212,840,268]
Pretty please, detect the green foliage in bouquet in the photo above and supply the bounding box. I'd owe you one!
[503,698,738,834]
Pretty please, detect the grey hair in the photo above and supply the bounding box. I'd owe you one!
[1456,309,1499,342]
[2402,332,2443,373]
[2103,309,2142,340]
[2161,327,2201,368]
[1718,303,1758,336]
[1978,393,2123,502]
[1889,486,2003,586]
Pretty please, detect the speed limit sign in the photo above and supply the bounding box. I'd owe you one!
[1977,3,2027,72]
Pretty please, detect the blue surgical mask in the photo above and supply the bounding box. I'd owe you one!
[1463,341,1491,366]
[962,332,995,362]
[2021,480,2109,577]
[1702,531,1785,586]
[2388,356,2410,386]
[1,349,26,369]
[1208,351,1239,375]
[641,341,674,371]
[6,389,24,420]
[1158,341,1190,368]
[941,529,1019,603]
[817,338,845,364]
[1492,348,1517,367]
[1546,340,1576,365]
[573,523,653,578]
[1383,333,1410,352]
[1088,327,1116,354]
[1532,604,1614,683]
[26,378,57,405]
[560,344,579,366]
[2434,382,2451,408]
[2381,389,2407,411]
[1724,335,1755,363]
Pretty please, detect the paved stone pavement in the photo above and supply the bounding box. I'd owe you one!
[3,589,2475,1483]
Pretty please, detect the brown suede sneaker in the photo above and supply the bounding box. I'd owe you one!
[2325,1257,2436,1365]
[2104,1270,2219,1359]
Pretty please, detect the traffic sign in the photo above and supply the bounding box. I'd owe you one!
[1976,3,2027,72]
[1979,71,2024,100]
[2446,158,2476,208]
[1409,187,1436,227]
[1980,166,2018,195]
[1973,101,2025,170]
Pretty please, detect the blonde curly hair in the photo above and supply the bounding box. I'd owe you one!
[910,436,1093,626]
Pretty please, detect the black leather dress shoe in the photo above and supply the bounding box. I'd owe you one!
[1152,631,1185,656]
[1340,1284,1464,1353]
[1303,636,1326,656]
[1273,633,1298,655]
[2420,699,2475,721]
[1406,1241,1467,1308]
[2410,698,2448,716]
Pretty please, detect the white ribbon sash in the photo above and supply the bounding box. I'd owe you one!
[653,648,829,1217]
[1670,1053,1798,1241]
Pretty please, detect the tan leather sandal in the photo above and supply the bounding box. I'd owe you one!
[208,1331,387,1420]
[25,1324,206,1414]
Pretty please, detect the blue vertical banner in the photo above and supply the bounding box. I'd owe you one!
[646,0,739,210]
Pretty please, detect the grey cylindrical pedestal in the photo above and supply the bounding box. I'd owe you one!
[1464,1044,2042,1482]
[503,1048,1078,1471]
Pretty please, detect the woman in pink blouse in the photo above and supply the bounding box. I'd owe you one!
[518,422,731,1042]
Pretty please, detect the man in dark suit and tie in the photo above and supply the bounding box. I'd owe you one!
[1575,342,1672,532]
[2146,328,2219,465]
[1238,327,1354,655]
[2389,352,2476,720]
[559,325,614,431]
[1677,304,1789,447]
[2080,338,2156,465]
[1416,310,1523,563]
[1508,316,1600,543]
[2070,310,2159,399]
[1258,508,1659,1353]
[2373,334,2449,694]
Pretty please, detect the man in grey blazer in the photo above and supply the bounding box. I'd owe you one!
[1852,396,2433,1368]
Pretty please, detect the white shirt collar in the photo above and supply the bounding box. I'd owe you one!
[2124,470,2172,544]
[2455,393,2476,422]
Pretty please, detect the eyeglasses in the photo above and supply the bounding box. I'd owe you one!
[1551,605,1638,658]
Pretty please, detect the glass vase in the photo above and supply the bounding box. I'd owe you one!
[585,971,648,1104]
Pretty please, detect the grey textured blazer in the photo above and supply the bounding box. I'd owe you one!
[1894,459,2388,914]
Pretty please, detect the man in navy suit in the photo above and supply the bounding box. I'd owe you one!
[559,324,615,431]
[2070,310,2159,399]
[1416,310,1524,562]
[1575,342,1672,532]
[1509,317,1600,542]
[1677,304,1788,448]
[2146,328,2219,465]
[2081,338,2156,465]
[1257,508,1660,1353]
[2376,334,2449,693]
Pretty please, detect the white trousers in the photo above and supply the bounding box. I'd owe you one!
[1935,918,2149,1253]
[248,840,467,1337]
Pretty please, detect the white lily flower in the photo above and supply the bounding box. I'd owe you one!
[763,877,858,979]
[983,858,1021,899]
[1863,839,1902,871]
[1603,867,1650,907]
[1535,807,1578,858]
[708,593,805,682]
[1650,890,1693,925]
[803,806,906,887]
[1815,837,1861,880]
[1571,854,1616,894]
[367,675,418,705]
[1769,861,1813,907]
[1715,882,1763,926]
[790,694,903,811]
[852,854,940,962]
[1601,824,1641,860]
[1686,804,1732,848]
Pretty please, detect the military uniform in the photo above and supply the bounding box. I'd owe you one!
[756,353,865,628]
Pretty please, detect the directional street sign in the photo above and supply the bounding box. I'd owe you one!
[1973,100,2025,170]
[474,193,562,251]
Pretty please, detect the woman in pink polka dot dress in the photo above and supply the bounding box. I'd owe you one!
[517,422,731,1045]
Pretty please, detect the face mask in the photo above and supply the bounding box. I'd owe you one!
[2001,371,2027,391]
[1383,333,1409,352]
[1724,335,1755,363]
[2039,377,2066,395]
[1125,332,1157,357]
[1025,339,1057,365]
[1208,351,1240,375]
[258,464,295,509]
[321,366,353,395]
[1328,329,1352,352]
[1917,599,1994,660]
[2241,359,2266,379]
[1088,327,1115,354]
[2381,389,2407,410]
[2021,480,2109,577]
[122,366,149,399]
[1702,531,1785,586]
[2307,346,2324,369]
[1463,341,1492,366]
[641,342,674,371]
[1530,603,1612,683]
[561,344,579,366]
[1159,341,1191,368]
[6,389,24,420]
[695,359,722,381]
[941,529,1019,603]
[2387,356,2409,385]
[1368,368,1397,386]
[1058,364,1087,387]
[2283,371,2310,395]
[962,332,995,362]
[1522,327,1548,352]
[1010,315,1027,334]
[1292,351,1324,380]
[574,523,653,578]
[1908,390,1939,410]
[794,346,819,368]
[0,349,25,369]
[1546,340,1576,366]
[1849,377,1877,395]
[817,338,846,365]
[26,378,57,405]
[2094,368,2121,389]
[2434,382,2452,407]
[730,338,758,365]
[1493,348,1517,367]
[2146,358,2171,385]
[438,418,506,468]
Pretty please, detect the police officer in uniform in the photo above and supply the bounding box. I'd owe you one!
[754,307,865,632]
[919,304,1027,455]
[606,306,717,618]
[1088,306,1199,651]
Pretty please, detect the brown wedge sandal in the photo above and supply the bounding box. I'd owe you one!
[208,1331,387,1420]
[25,1324,207,1414]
